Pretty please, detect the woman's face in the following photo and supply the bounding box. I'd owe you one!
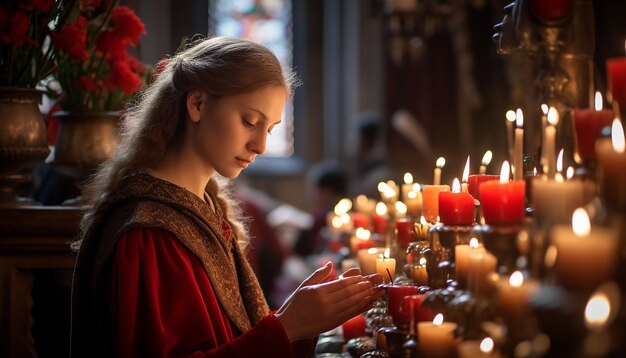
[189,85,287,179]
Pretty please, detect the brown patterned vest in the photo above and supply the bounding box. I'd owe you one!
[70,173,269,357]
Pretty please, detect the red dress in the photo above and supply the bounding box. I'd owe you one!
[107,227,315,357]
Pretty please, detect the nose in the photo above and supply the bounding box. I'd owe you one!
[248,130,267,155]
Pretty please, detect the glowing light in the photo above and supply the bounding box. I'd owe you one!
[509,271,524,288]
[384,248,390,259]
[585,293,611,330]
[556,149,564,173]
[376,202,387,216]
[547,107,559,126]
[506,110,516,122]
[355,227,371,240]
[470,237,479,248]
[331,216,343,229]
[572,208,591,237]
[340,213,351,224]
[433,313,444,326]
[480,337,494,354]
[395,201,407,215]
[419,257,427,266]
[541,103,549,115]
[481,150,493,166]
[408,191,417,199]
[612,119,625,153]
[334,198,352,215]
[500,161,511,183]
[452,178,461,193]
[436,157,446,168]
[404,172,413,184]
[516,108,524,127]
[595,91,603,111]
[420,216,427,224]
[367,247,378,255]
[463,156,470,182]
[566,166,575,180]
[413,183,421,192]
[378,182,396,199]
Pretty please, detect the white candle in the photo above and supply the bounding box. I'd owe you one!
[434,157,445,185]
[544,106,559,178]
[418,314,459,358]
[467,239,497,295]
[357,247,386,275]
[551,208,619,290]
[540,104,549,171]
[458,337,501,358]
[530,176,588,225]
[376,248,396,283]
[497,271,540,324]
[514,108,524,180]
[506,109,516,166]
[455,238,475,288]
[405,184,423,218]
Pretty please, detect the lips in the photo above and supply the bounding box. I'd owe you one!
[236,157,253,168]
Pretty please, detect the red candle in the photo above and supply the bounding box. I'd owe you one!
[438,178,475,225]
[372,202,388,234]
[572,93,615,162]
[403,294,436,325]
[395,218,414,248]
[351,212,371,230]
[529,0,572,22]
[342,314,366,340]
[467,174,499,202]
[479,162,526,225]
[387,285,419,328]
[607,55,626,112]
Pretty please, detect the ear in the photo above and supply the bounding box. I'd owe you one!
[186,91,206,123]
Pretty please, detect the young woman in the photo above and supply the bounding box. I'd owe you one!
[70,37,384,357]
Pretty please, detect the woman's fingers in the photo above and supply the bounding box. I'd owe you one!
[299,261,334,288]
[339,267,361,278]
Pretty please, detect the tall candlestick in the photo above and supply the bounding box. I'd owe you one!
[540,104,549,171]
[544,107,559,178]
[433,157,445,185]
[506,110,516,165]
[514,108,524,180]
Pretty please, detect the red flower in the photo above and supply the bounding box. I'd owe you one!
[79,0,101,11]
[95,30,127,57]
[73,75,100,92]
[51,16,88,61]
[25,0,54,12]
[107,57,143,94]
[0,9,34,46]
[109,6,145,45]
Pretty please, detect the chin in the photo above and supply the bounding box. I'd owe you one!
[218,168,243,179]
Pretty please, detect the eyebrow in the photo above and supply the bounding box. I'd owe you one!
[246,107,282,126]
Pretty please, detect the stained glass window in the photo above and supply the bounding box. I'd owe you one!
[209,0,294,157]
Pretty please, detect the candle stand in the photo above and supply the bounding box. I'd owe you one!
[472,223,527,275]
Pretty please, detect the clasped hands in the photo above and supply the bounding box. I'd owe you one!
[275,262,384,342]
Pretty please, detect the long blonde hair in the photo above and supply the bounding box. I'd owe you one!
[78,36,298,249]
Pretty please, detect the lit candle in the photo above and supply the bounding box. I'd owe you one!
[412,257,429,286]
[405,183,423,218]
[354,194,376,214]
[497,271,540,324]
[467,238,497,295]
[544,106,559,178]
[357,247,386,275]
[378,181,398,204]
[572,92,615,162]
[395,218,413,249]
[394,200,407,219]
[387,284,420,328]
[467,174,499,202]
[551,208,619,290]
[422,184,450,224]
[438,178,475,225]
[585,291,612,331]
[350,227,373,253]
[418,314,459,358]
[372,202,388,235]
[404,294,436,324]
[596,119,626,211]
[454,237,476,288]
[479,161,526,225]
[376,248,396,283]
[606,41,626,113]
[461,156,470,193]
[458,337,501,358]
[479,150,492,175]
[540,104,549,171]
[514,108,524,180]
[350,212,371,230]
[433,157,446,185]
[506,109,516,166]
[402,172,414,202]
[342,314,366,341]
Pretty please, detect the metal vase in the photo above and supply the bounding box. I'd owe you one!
[51,111,120,179]
[0,87,50,205]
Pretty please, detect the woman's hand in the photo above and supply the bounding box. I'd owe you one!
[275,262,384,342]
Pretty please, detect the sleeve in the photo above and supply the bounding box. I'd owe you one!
[108,227,310,358]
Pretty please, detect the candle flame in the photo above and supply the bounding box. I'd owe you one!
[470,237,479,248]
[612,119,625,153]
[334,198,352,215]
[481,150,493,166]
[533,167,537,176]
[356,227,371,240]
[506,110,516,122]
[395,201,407,215]
[585,293,611,330]
[436,157,446,168]
[341,213,351,224]
[547,107,559,126]
[544,245,558,268]
[331,216,343,229]
[420,216,427,224]
[367,247,379,254]
[595,91,603,111]
[408,191,417,199]
[463,156,470,182]
[378,182,396,199]
[433,313,444,326]
[566,166,575,180]
[541,103,549,115]
[384,248,390,259]
[419,257,427,266]
[500,161,510,183]
[509,271,524,287]
[556,148,564,173]
[572,208,591,237]
[516,108,524,127]
[413,183,421,192]
[480,337,494,354]
[376,202,387,216]
[404,172,413,184]
[452,178,461,193]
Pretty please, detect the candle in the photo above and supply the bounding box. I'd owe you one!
[372,202,388,235]
[387,285,420,328]
[402,172,414,202]
[467,238,497,295]
[412,257,429,286]
[506,109,516,166]
[357,247,386,275]
[438,178,475,225]
[350,212,371,230]
[404,294,436,324]
[350,227,374,253]
[378,181,399,203]
[497,271,540,324]
[433,157,446,185]
[596,119,626,211]
[607,42,626,112]
[540,104,549,170]
[376,248,396,283]
[479,150,493,175]
[455,239,474,288]
[572,92,615,162]
[395,218,414,248]
[342,314,366,340]
[551,208,619,290]
[461,156,470,193]
[422,184,450,224]
[354,195,376,214]
[405,184,423,218]
[458,337,501,358]
[544,107,559,178]
[479,161,525,225]
[418,314,459,358]
[467,174,499,202]
[529,0,573,22]
[394,201,407,219]
[514,108,524,180]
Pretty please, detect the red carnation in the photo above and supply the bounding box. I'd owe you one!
[109,6,145,45]
[107,58,143,94]
[0,9,33,46]
[51,16,88,61]
[25,0,54,12]
[95,30,127,58]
